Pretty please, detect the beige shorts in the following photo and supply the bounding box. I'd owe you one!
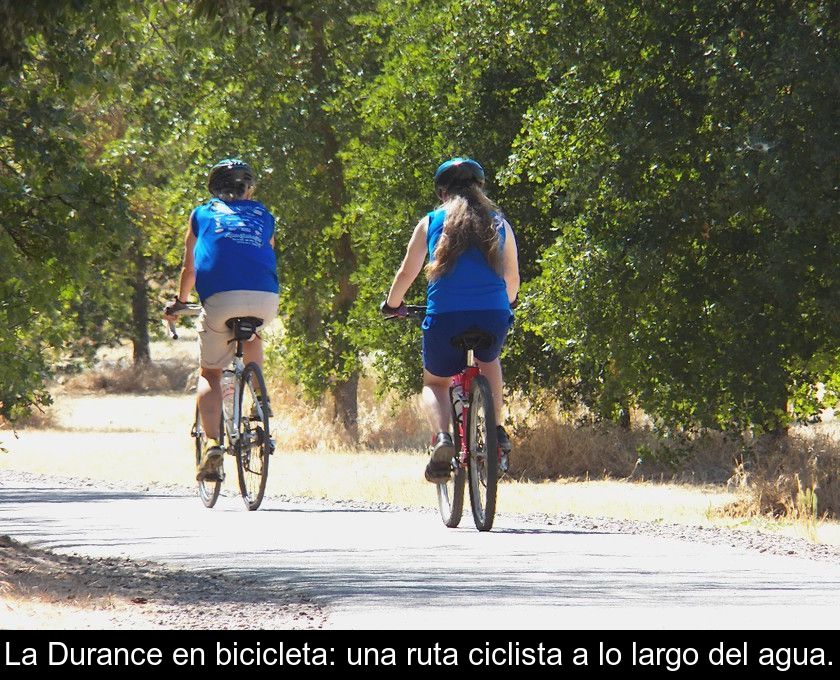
[197,290,279,369]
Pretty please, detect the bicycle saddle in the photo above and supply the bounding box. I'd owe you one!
[225,316,264,341]
[450,328,494,352]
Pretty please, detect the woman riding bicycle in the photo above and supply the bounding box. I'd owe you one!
[164,158,279,481]
[382,158,520,483]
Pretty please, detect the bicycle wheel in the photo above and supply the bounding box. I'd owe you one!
[193,407,221,509]
[467,375,498,531]
[436,387,466,527]
[236,362,271,510]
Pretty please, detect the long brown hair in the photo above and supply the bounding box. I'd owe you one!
[425,182,502,280]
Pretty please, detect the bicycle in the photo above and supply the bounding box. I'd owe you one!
[168,305,274,511]
[386,305,499,531]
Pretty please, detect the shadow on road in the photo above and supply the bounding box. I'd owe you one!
[7,479,840,616]
[0,487,175,505]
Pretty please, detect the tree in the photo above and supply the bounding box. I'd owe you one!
[344,0,560,397]
[508,1,839,432]
[0,0,132,421]
[194,0,378,436]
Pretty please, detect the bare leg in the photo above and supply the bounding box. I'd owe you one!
[422,369,453,434]
[242,335,264,367]
[475,357,504,424]
[198,367,222,441]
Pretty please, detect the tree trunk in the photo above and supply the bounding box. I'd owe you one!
[130,245,151,365]
[332,372,359,439]
[617,402,631,430]
[313,12,360,438]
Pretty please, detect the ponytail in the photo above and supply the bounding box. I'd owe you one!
[425,183,502,280]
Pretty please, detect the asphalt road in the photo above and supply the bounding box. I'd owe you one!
[3,476,840,629]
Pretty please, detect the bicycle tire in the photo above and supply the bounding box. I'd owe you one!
[235,362,271,511]
[467,375,498,531]
[436,387,466,528]
[193,406,221,509]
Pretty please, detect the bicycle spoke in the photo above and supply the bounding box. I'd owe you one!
[236,363,270,510]
[467,376,498,531]
[436,385,465,528]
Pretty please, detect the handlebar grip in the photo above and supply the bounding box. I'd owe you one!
[168,320,178,340]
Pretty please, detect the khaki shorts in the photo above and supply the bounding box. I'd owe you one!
[197,290,279,369]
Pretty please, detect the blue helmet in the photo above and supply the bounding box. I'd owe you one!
[433,157,485,190]
[208,158,254,196]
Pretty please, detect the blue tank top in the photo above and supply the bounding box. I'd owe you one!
[426,208,511,314]
[191,198,278,301]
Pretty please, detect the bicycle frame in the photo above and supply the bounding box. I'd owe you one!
[222,355,245,448]
[222,342,266,450]
[451,352,481,469]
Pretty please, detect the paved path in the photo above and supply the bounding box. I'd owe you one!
[2,477,840,629]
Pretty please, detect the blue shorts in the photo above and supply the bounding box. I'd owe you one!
[422,310,513,378]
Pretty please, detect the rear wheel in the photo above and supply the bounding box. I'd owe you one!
[467,376,498,531]
[436,387,466,528]
[236,362,271,510]
[193,407,221,509]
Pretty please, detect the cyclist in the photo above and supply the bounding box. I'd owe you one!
[381,158,520,483]
[164,158,279,481]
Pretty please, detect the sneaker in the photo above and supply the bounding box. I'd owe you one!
[497,425,512,473]
[250,396,273,420]
[425,432,455,483]
[197,440,224,481]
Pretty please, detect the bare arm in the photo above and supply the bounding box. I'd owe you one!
[386,217,429,307]
[164,217,197,320]
[178,222,197,303]
[502,220,520,303]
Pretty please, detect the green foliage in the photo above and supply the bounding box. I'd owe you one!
[2,0,837,442]
[0,0,133,420]
[507,0,839,433]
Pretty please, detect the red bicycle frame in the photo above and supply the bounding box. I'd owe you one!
[451,364,480,468]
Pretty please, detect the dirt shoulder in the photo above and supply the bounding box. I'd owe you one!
[0,533,325,630]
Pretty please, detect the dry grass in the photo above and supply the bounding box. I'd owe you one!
[506,394,840,521]
[4,391,840,544]
[715,429,840,526]
[11,362,196,431]
[8,331,840,526]
[507,400,735,483]
[58,360,198,395]
[264,372,428,451]
[11,334,199,430]
[257,374,840,523]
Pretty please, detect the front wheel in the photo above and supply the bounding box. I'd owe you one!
[436,387,466,528]
[236,363,271,511]
[193,407,221,509]
[467,375,498,531]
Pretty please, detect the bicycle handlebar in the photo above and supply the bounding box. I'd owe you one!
[383,304,427,320]
[167,304,202,340]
